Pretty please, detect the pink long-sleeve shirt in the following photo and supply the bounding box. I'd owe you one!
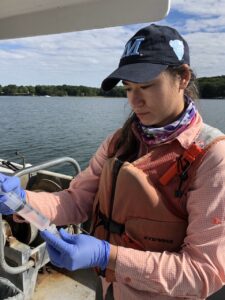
[26,122,225,299]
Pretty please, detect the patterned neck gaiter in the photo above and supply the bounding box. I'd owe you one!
[135,97,197,146]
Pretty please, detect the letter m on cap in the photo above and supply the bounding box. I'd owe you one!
[122,37,145,58]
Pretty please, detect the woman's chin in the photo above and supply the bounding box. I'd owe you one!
[137,116,155,126]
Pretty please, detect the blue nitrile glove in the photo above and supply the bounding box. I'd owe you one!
[40,228,110,271]
[0,173,26,215]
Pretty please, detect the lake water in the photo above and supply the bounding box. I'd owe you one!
[0,96,224,175]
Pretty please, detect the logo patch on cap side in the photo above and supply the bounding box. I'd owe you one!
[169,40,184,61]
[122,37,145,58]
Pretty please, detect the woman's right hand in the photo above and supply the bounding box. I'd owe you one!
[0,173,26,215]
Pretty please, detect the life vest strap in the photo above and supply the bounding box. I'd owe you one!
[159,143,205,186]
[98,211,125,235]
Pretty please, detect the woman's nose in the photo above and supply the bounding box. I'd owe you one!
[129,89,144,107]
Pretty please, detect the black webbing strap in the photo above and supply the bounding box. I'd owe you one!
[106,158,124,241]
[98,211,125,234]
[95,278,114,300]
[174,156,190,198]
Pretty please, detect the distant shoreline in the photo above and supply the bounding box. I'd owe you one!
[0,95,224,100]
[1,75,225,99]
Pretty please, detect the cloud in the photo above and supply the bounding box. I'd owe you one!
[185,31,225,77]
[184,16,225,33]
[0,1,224,86]
[0,26,133,86]
[167,1,225,34]
[163,0,225,77]
[172,0,225,17]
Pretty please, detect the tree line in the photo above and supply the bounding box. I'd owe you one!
[198,76,225,99]
[0,84,126,97]
[0,75,225,98]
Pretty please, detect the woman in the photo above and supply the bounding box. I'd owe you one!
[0,24,225,299]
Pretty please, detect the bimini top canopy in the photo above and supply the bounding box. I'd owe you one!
[0,0,170,40]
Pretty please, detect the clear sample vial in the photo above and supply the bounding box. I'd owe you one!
[0,189,58,235]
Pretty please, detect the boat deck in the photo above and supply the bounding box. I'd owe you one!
[33,265,97,300]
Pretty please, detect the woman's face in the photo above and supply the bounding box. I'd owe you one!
[124,70,188,126]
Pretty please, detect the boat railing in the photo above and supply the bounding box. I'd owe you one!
[14,156,81,177]
[0,156,81,275]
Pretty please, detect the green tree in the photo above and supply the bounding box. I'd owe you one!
[198,76,225,99]
[27,86,35,95]
[17,85,29,95]
[2,84,18,95]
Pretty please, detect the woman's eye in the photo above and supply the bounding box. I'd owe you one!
[141,84,153,89]
[124,87,132,92]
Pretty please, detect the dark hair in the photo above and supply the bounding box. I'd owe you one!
[108,66,199,159]
[166,65,199,100]
[108,113,138,161]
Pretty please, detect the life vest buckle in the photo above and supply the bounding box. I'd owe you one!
[159,143,205,186]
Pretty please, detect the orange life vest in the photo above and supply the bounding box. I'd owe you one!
[91,123,225,281]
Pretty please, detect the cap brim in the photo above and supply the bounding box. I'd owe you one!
[101,63,168,91]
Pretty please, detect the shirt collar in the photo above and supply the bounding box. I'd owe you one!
[132,112,203,150]
[176,112,203,149]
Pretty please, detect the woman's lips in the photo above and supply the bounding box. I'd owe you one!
[136,112,149,116]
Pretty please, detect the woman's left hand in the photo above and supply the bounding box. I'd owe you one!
[40,228,110,271]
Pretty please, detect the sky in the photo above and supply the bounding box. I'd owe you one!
[0,0,225,87]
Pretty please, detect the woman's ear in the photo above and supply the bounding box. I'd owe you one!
[179,64,191,89]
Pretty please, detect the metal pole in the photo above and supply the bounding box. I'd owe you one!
[14,157,81,177]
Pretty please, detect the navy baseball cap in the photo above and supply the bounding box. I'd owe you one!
[101,24,190,91]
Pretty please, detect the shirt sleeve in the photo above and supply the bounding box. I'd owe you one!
[115,139,225,299]
[26,133,114,226]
